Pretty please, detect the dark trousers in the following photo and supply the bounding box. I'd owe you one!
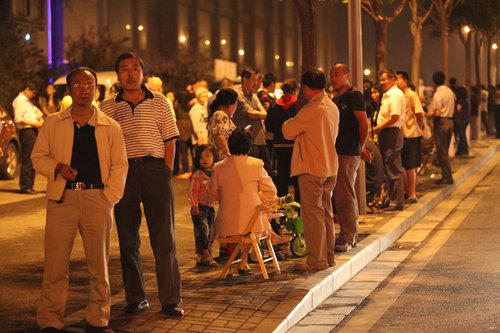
[250,144,273,177]
[19,128,37,190]
[274,147,300,201]
[433,118,454,183]
[114,160,181,306]
[378,127,404,208]
[191,204,215,255]
[174,140,190,174]
[495,105,500,139]
[456,120,469,156]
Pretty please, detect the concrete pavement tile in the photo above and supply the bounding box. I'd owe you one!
[297,313,344,325]
[313,304,354,315]
[334,288,373,298]
[288,324,334,332]
[186,324,207,331]
[209,318,228,327]
[341,281,380,290]
[224,319,244,329]
[322,296,364,306]
[170,322,192,331]
[258,299,280,311]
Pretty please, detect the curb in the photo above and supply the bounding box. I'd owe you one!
[255,143,500,333]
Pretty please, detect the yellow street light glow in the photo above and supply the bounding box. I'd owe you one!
[125,24,131,30]
[274,54,280,60]
[179,35,187,43]
[205,40,211,46]
[463,26,471,33]
[286,61,294,67]
[138,25,144,31]
[220,39,227,45]
[493,43,498,50]
[238,49,245,56]
[364,68,371,76]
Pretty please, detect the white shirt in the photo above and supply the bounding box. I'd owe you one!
[377,85,405,129]
[12,93,43,129]
[189,102,208,145]
[429,85,455,118]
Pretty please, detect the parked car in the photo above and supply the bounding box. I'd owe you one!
[0,105,20,179]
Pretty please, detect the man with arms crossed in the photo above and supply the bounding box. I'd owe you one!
[330,63,370,252]
[33,67,128,332]
[100,53,184,317]
[233,68,273,176]
[282,69,339,271]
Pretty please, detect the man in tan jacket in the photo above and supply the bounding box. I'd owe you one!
[282,69,339,271]
[32,67,128,333]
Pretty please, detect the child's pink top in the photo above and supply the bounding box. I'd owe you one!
[187,169,215,207]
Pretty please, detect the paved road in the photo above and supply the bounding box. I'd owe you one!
[334,160,500,332]
[0,175,196,332]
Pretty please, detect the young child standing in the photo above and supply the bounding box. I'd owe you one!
[188,144,219,267]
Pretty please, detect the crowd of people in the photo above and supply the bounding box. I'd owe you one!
[10,50,500,332]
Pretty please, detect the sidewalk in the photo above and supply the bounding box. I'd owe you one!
[49,139,500,332]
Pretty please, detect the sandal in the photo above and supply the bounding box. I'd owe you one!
[199,256,218,267]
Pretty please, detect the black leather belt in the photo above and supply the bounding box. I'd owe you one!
[128,156,164,163]
[65,182,104,190]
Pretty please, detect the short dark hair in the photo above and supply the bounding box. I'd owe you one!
[114,52,145,73]
[262,73,277,88]
[241,67,258,82]
[333,63,349,74]
[281,79,299,94]
[432,71,446,86]
[301,69,326,90]
[379,69,396,79]
[396,71,409,82]
[228,128,252,155]
[24,82,37,91]
[66,67,98,86]
[456,86,468,99]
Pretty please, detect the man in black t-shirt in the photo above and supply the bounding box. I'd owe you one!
[330,63,371,252]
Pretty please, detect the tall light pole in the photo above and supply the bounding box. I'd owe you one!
[348,0,366,214]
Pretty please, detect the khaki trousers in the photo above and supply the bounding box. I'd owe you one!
[37,189,113,329]
[298,174,337,266]
[333,155,360,245]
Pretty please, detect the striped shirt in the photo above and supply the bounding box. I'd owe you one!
[101,86,179,159]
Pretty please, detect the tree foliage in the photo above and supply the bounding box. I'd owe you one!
[65,27,129,71]
[0,21,49,114]
[144,45,214,95]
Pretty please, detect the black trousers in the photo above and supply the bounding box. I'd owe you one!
[249,144,273,177]
[114,159,181,306]
[378,127,404,208]
[19,128,37,190]
[274,147,300,201]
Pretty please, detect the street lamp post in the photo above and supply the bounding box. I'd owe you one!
[348,0,366,215]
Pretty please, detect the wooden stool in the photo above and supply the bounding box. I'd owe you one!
[218,204,281,280]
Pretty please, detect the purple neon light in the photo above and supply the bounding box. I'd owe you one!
[47,0,52,68]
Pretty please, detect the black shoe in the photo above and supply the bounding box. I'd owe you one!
[85,324,114,333]
[434,178,454,185]
[161,304,185,317]
[20,188,38,194]
[40,328,61,333]
[125,299,149,313]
